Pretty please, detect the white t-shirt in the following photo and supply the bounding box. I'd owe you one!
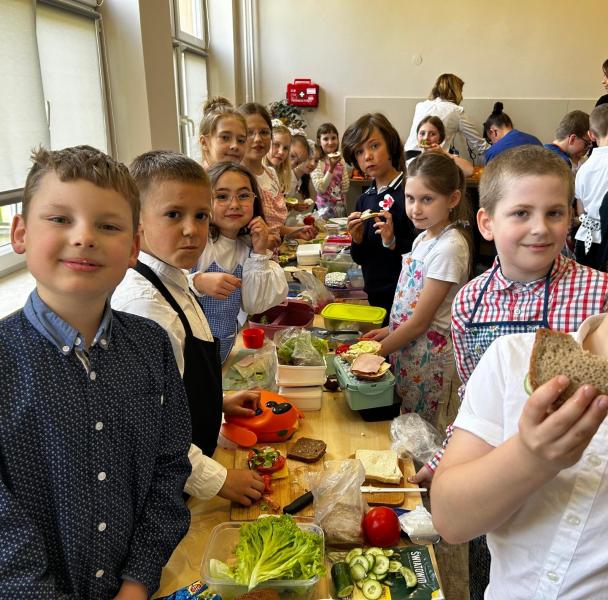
[410,228,470,332]
[455,314,608,600]
[404,98,489,155]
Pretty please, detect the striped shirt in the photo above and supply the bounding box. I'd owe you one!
[452,254,608,386]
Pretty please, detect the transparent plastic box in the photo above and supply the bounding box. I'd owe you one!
[200,521,324,600]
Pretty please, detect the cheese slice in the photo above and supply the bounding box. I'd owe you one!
[355,449,401,484]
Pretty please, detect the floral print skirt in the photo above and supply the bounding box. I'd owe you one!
[390,329,452,425]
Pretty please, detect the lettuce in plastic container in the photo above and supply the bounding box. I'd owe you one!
[275,327,328,366]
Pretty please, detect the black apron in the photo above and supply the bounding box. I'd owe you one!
[134,261,223,457]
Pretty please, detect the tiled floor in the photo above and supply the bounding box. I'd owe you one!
[0,268,35,318]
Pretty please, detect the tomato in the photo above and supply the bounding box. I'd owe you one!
[363,506,401,547]
[303,215,315,226]
[247,446,286,474]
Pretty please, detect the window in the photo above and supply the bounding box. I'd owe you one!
[172,0,209,161]
[0,0,109,277]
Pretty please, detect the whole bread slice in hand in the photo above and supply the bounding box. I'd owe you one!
[529,328,608,406]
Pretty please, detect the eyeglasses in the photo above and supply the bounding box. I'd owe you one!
[213,191,256,204]
[247,128,271,139]
[578,136,592,149]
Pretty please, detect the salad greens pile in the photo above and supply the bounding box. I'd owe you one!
[210,515,324,591]
[276,329,328,366]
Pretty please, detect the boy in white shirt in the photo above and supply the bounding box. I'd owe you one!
[574,103,608,270]
[432,314,608,599]
[112,150,264,506]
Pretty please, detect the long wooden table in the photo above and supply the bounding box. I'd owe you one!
[153,384,439,598]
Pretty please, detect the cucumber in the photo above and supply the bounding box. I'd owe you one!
[365,547,384,556]
[345,547,363,563]
[400,566,418,589]
[388,560,403,573]
[349,554,370,572]
[367,572,377,580]
[356,580,364,590]
[382,549,394,557]
[376,572,387,581]
[364,553,375,569]
[350,563,367,582]
[372,554,389,576]
[362,578,383,600]
[331,562,354,598]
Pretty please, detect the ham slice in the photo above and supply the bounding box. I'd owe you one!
[351,353,386,374]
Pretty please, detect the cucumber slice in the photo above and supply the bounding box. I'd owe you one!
[364,553,375,569]
[382,549,394,557]
[345,547,364,563]
[376,572,387,581]
[362,578,383,600]
[388,560,403,573]
[400,566,418,589]
[372,554,390,575]
[356,580,364,590]
[331,562,354,598]
[349,554,370,572]
[367,572,377,580]
[350,563,367,582]
[365,547,384,556]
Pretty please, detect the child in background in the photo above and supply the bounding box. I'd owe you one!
[289,133,319,200]
[239,103,315,246]
[3,146,191,599]
[363,153,472,423]
[199,96,248,168]
[311,122,350,218]
[432,315,608,597]
[264,120,292,194]
[343,112,416,323]
[112,151,265,507]
[407,115,474,176]
[544,110,591,171]
[574,104,608,270]
[191,162,288,362]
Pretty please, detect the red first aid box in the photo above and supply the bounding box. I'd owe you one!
[286,78,319,107]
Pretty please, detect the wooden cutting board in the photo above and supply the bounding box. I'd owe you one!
[230,442,326,521]
[361,458,408,507]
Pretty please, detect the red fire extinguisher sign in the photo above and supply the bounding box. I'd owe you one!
[286,78,319,107]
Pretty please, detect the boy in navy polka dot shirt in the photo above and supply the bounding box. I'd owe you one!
[1,146,192,599]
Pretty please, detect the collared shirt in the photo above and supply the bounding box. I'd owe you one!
[485,129,543,162]
[544,143,572,168]
[112,251,213,377]
[574,145,608,245]
[112,252,227,501]
[452,254,608,386]
[0,290,191,598]
[455,314,608,600]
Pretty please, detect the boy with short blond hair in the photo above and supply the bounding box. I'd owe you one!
[2,145,191,599]
[574,104,608,269]
[112,150,265,507]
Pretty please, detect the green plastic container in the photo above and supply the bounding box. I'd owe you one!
[334,355,395,411]
[321,303,386,332]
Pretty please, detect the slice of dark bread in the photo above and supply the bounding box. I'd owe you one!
[287,437,327,463]
[234,590,280,600]
[529,328,608,405]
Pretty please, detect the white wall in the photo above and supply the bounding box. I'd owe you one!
[255,0,607,144]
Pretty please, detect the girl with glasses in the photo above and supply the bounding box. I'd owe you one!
[191,162,288,362]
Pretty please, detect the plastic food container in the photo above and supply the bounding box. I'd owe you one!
[200,521,323,600]
[249,300,314,340]
[278,385,323,411]
[242,327,265,349]
[334,355,395,411]
[320,254,354,273]
[321,303,386,332]
[276,362,326,387]
[296,243,322,266]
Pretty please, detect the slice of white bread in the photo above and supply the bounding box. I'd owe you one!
[529,328,608,406]
[355,449,401,484]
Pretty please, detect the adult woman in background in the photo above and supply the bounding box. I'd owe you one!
[596,58,608,107]
[404,73,489,158]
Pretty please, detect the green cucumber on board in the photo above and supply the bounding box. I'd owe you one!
[331,562,354,598]
[361,578,383,599]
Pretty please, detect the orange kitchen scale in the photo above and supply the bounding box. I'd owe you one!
[220,390,303,448]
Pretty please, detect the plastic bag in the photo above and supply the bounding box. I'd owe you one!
[398,505,440,544]
[274,327,328,366]
[222,338,278,392]
[389,413,442,464]
[292,269,334,312]
[307,459,368,546]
